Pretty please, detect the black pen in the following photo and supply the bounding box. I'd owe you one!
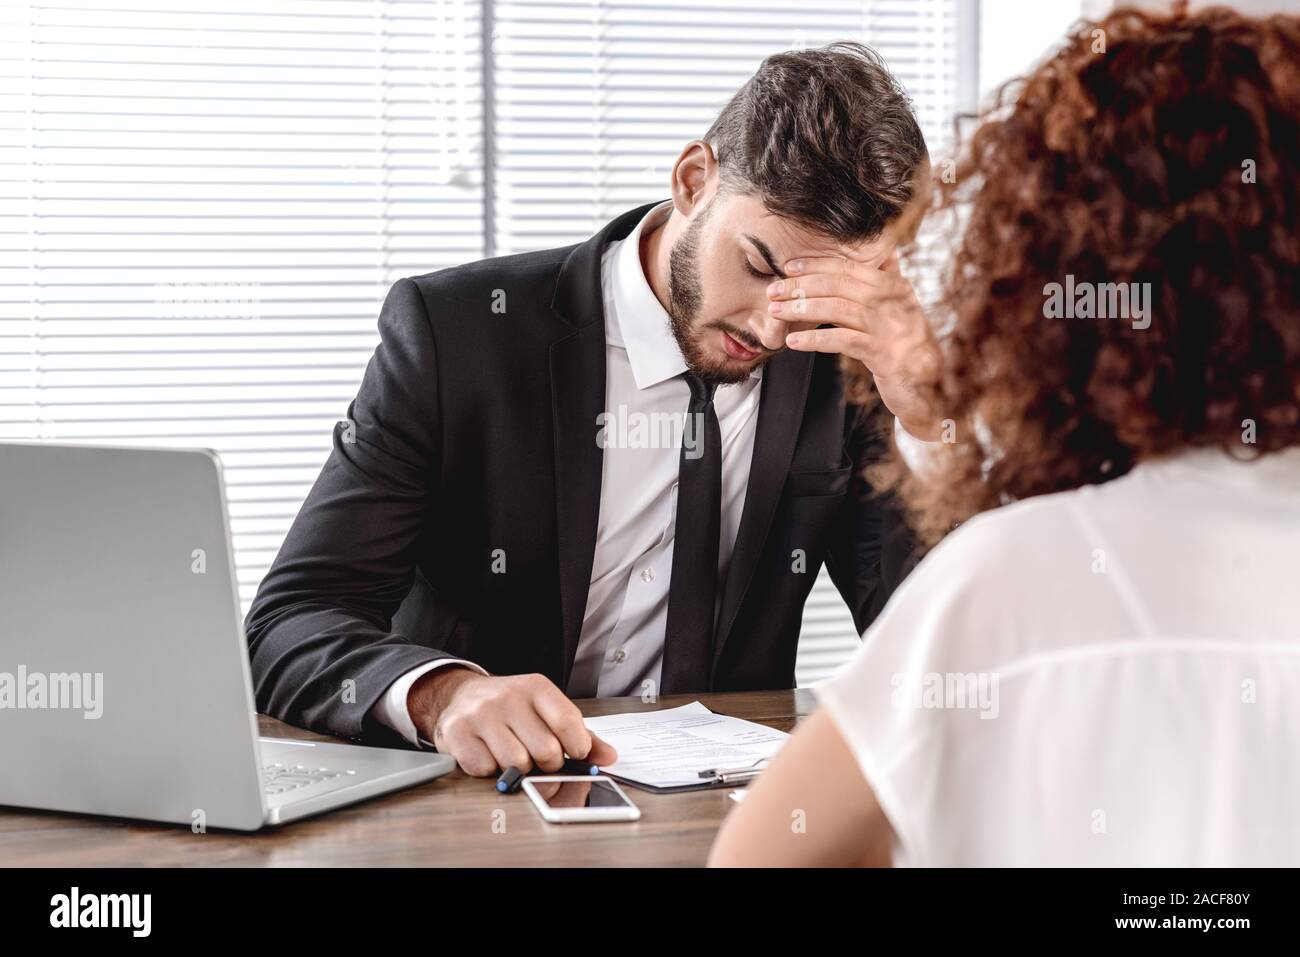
[496,758,599,792]
[496,766,524,793]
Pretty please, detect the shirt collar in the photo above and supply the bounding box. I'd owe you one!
[606,200,761,390]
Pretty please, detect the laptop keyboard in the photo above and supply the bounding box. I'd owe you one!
[262,762,353,797]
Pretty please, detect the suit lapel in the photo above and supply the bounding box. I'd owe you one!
[548,202,660,688]
[712,347,815,676]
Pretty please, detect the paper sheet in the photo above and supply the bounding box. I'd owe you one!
[584,701,789,790]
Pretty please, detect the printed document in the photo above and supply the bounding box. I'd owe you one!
[584,701,790,789]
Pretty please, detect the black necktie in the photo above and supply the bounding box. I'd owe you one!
[661,371,722,694]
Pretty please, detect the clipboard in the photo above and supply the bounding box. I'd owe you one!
[603,757,771,794]
[580,701,786,792]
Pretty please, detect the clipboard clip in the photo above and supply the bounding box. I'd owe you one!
[697,758,771,785]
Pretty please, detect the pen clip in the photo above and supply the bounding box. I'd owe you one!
[697,758,770,785]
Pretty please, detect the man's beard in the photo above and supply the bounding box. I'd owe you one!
[667,203,772,386]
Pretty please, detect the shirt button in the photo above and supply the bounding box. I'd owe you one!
[613,648,627,664]
[639,567,655,583]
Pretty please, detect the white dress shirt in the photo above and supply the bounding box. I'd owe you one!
[816,446,1300,866]
[566,201,763,698]
[373,201,762,742]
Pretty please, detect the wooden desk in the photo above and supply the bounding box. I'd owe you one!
[0,690,814,867]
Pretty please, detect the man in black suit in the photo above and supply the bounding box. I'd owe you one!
[246,42,940,775]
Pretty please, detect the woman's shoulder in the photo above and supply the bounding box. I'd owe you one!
[908,485,1098,591]
[859,480,1136,674]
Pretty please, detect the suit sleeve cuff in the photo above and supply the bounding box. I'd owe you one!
[371,658,489,748]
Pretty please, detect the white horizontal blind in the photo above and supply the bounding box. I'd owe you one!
[0,0,483,608]
[490,0,960,254]
[491,0,966,684]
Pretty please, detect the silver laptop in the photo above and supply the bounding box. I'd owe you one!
[0,441,455,830]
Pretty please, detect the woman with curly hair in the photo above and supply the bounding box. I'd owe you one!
[710,5,1300,866]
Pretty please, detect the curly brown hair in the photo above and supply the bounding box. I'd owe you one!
[865,5,1300,546]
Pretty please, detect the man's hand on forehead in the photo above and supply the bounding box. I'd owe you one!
[765,250,944,441]
[764,250,914,346]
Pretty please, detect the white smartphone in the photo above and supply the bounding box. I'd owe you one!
[521,775,641,823]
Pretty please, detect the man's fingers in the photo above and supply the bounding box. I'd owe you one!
[585,732,619,766]
[784,326,871,362]
[784,255,850,276]
[509,705,568,772]
[766,272,876,304]
[769,295,868,330]
[526,678,618,765]
[529,682,618,765]
[451,736,500,777]
[784,255,890,282]
[477,722,533,775]
[436,673,620,776]
[530,679,596,760]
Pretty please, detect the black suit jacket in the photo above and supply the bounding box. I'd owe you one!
[245,202,919,743]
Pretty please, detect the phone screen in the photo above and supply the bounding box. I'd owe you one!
[530,778,632,810]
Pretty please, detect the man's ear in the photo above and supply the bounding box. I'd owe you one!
[669,140,718,217]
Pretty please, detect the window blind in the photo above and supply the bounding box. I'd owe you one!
[491,0,968,683]
[0,0,484,608]
[490,0,963,254]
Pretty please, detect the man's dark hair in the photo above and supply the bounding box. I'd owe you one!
[704,42,927,244]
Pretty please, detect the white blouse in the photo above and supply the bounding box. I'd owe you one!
[816,446,1300,866]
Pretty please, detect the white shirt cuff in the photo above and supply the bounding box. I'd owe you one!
[372,658,488,747]
[893,415,941,479]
